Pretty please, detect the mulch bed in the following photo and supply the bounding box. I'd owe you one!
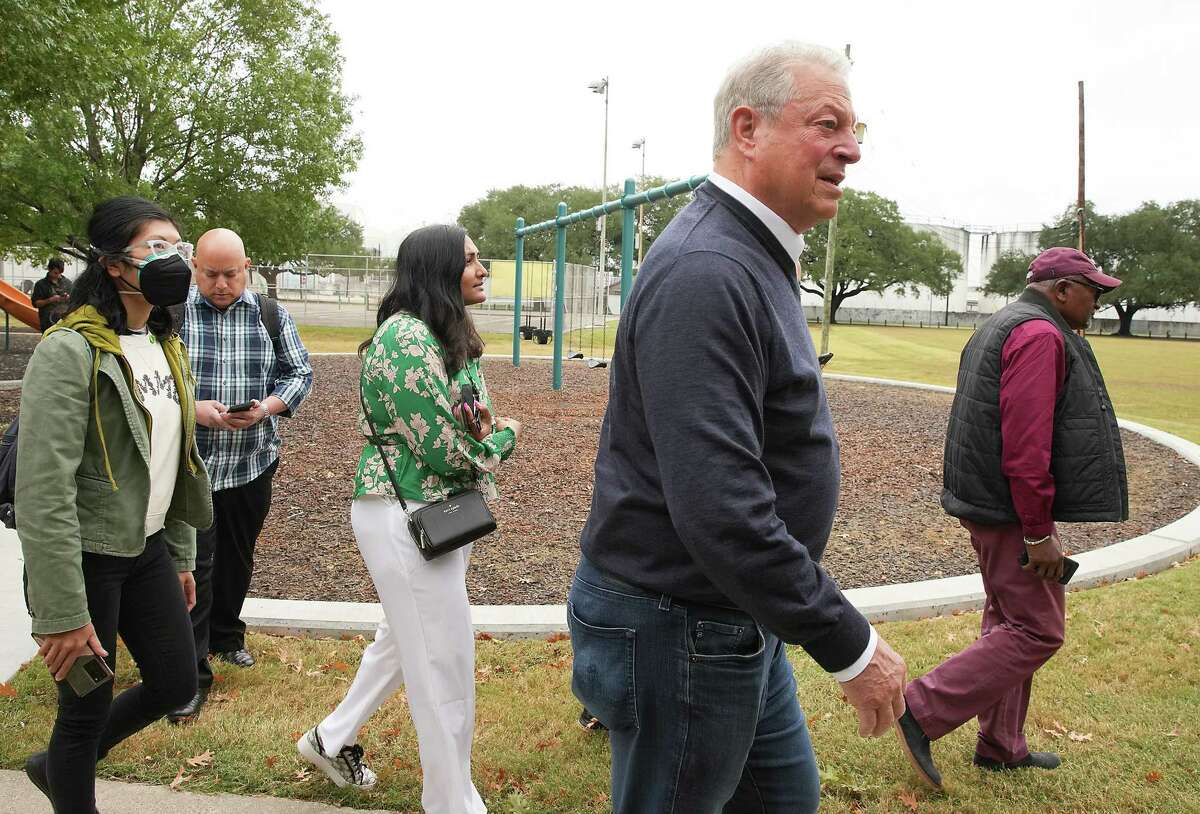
[253,357,1196,605]
[1,352,1193,605]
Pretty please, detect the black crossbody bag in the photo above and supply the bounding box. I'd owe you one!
[358,379,497,561]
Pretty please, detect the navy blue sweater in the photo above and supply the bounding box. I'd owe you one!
[580,183,871,672]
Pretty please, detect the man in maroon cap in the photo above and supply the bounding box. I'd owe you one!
[894,247,1127,787]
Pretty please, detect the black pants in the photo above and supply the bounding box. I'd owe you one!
[191,461,276,688]
[47,532,197,813]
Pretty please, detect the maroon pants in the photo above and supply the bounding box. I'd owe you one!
[905,520,1065,763]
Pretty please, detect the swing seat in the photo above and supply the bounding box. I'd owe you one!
[520,326,535,340]
[534,329,552,345]
[568,352,584,360]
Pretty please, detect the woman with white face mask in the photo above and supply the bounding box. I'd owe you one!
[17,196,212,813]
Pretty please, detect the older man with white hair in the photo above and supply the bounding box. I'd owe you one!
[569,42,907,812]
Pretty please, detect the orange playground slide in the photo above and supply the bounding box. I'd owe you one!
[0,280,41,330]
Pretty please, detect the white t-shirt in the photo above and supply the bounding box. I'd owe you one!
[119,332,183,537]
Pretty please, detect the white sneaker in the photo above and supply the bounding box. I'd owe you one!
[297,725,378,790]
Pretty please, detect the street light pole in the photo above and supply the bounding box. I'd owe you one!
[632,137,646,268]
[589,77,610,276]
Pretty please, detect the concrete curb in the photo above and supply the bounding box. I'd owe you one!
[240,374,1200,639]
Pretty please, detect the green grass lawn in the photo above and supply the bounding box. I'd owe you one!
[298,322,1200,443]
[3,558,1197,813]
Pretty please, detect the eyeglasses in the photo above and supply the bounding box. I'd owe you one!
[1064,277,1105,297]
[123,239,194,261]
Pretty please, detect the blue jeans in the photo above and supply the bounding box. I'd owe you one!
[568,557,820,813]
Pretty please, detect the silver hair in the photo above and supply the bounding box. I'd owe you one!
[712,41,850,158]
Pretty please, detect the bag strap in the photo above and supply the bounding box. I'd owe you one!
[358,370,410,514]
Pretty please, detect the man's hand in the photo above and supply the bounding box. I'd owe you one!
[1022,532,1064,582]
[495,416,523,440]
[179,571,196,612]
[37,623,108,682]
[195,399,235,430]
[222,400,268,431]
[840,635,907,738]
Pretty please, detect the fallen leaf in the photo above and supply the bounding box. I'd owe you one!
[289,731,303,742]
[381,727,404,738]
[897,789,920,812]
[265,755,278,768]
[321,661,350,673]
[475,632,494,641]
[169,767,191,790]
[1146,771,1163,783]
[545,632,569,643]
[186,749,214,768]
[294,767,312,781]
[1068,732,1093,742]
[0,683,17,698]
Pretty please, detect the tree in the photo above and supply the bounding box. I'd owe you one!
[998,202,1200,336]
[981,250,1038,297]
[797,189,961,323]
[0,0,362,266]
[457,176,693,267]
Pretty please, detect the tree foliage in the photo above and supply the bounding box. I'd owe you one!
[0,0,362,266]
[983,200,1200,335]
[798,189,961,322]
[457,176,693,267]
[981,250,1038,296]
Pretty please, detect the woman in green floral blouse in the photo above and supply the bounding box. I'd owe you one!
[299,225,521,810]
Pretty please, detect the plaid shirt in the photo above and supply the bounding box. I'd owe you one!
[179,286,313,491]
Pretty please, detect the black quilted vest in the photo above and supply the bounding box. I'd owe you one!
[941,289,1128,526]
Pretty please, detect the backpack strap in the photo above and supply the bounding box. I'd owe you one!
[257,293,282,342]
[169,295,281,343]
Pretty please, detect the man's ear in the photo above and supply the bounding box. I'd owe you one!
[728,105,760,158]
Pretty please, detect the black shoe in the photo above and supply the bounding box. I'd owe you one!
[578,707,607,732]
[25,751,101,813]
[167,686,210,724]
[212,648,255,668]
[974,751,1061,771]
[895,709,943,789]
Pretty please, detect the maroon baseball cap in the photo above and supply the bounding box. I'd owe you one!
[1026,247,1122,290]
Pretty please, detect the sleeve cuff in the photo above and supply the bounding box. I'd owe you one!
[832,626,878,683]
[1021,520,1056,540]
[799,601,873,673]
[30,610,92,636]
[173,558,196,572]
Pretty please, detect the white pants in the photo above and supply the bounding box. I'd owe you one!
[318,496,486,814]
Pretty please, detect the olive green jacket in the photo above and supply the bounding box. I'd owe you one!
[18,307,213,635]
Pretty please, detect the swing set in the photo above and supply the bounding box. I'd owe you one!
[511,174,708,390]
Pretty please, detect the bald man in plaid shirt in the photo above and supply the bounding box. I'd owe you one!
[168,228,313,722]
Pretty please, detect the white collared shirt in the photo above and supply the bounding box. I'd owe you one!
[707,172,806,261]
[708,171,877,683]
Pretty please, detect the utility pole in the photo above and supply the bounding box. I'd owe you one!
[819,44,852,356]
[588,78,610,276]
[1077,80,1086,251]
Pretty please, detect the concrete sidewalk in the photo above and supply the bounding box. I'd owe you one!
[0,769,395,813]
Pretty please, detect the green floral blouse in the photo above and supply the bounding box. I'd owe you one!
[354,312,517,501]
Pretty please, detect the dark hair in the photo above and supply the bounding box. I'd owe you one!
[66,196,177,340]
[47,257,65,272]
[361,224,483,374]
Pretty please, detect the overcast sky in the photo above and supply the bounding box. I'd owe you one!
[319,0,1199,253]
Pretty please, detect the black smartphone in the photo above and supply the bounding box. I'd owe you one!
[1018,550,1080,585]
[225,400,256,413]
[459,384,480,433]
[31,634,114,697]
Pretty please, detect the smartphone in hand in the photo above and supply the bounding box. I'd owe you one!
[31,634,114,697]
[225,400,256,413]
[459,384,481,434]
[1018,549,1081,585]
